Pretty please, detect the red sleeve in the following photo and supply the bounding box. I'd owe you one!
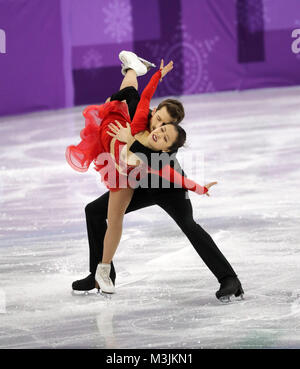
[131,70,162,136]
[149,165,208,195]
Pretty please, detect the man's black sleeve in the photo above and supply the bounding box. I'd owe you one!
[129,140,187,177]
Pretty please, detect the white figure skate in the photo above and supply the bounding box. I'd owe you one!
[119,50,155,76]
[95,263,115,294]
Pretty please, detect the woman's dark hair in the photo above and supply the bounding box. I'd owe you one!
[167,123,186,152]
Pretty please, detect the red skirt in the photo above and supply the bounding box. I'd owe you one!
[65,100,143,191]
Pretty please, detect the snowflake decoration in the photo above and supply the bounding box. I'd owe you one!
[102,0,133,43]
[82,49,103,69]
[146,22,219,95]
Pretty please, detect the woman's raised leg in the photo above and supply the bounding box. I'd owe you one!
[119,69,138,90]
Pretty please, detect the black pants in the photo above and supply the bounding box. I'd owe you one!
[85,187,237,284]
[110,86,140,120]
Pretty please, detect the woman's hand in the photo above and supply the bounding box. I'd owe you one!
[107,120,135,146]
[204,181,218,197]
[160,59,173,81]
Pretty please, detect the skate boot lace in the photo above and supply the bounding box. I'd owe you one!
[102,267,112,285]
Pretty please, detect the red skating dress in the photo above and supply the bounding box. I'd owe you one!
[65,70,208,195]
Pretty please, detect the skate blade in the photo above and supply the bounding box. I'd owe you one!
[138,57,156,69]
[218,293,245,303]
[219,295,231,303]
[71,289,99,297]
[98,290,113,300]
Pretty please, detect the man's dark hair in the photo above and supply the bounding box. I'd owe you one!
[157,99,185,124]
[167,123,186,152]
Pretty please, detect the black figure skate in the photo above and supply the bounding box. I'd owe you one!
[72,274,99,295]
[216,276,244,303]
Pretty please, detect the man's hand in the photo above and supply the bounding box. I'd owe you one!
[204,181,218,197]
[107,120,135,146]
[160,59,173,81]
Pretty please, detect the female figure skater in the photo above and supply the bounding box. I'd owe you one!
[66,60,216,294]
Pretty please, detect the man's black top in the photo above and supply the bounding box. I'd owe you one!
[110,86,186,191]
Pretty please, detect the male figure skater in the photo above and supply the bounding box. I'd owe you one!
[72,51,244,301]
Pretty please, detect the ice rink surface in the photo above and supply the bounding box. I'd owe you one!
[1,86,300,349]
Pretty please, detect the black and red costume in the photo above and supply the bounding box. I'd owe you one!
[70,70,238,292]
[66,70,208,195]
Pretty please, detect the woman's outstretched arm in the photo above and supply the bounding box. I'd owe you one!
[130,60,173,135]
